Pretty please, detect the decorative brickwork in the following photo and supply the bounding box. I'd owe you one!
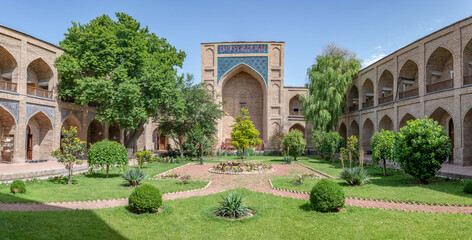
[26,103,55,126]
[0,99,19,122]
[217,44,268,54]
[217,56,268,85]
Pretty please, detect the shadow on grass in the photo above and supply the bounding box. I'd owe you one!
[298,203,314,212]
[0,192,127,239]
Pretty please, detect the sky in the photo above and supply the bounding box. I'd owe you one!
[1,0,471,87]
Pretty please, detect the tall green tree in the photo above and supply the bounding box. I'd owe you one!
[157,74,224,159]
[301,44,361,131]
[230,108,262,160]
[55,13,186,151]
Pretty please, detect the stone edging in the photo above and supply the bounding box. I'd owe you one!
[152,163,193,179]
[164,180,212,195]
[208,168,277,175]
[268,179,472,208]
[298,164,334,178]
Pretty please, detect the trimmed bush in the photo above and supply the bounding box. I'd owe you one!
[87,140,128,178]
[464,181,472,194]
[395,117,451,183]
[128,184,162,213]
[310,179,345,212]
[10,180,26,194]
[282,129,306,161]
[340,167,370,186]
[122,168,146,186]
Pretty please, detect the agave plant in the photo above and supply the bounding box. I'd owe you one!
[340,167,370,186]
[121,168,146,186]
[214,192,250,218]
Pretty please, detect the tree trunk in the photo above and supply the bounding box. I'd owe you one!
[124,122,145,155]
[68,166,72,185]
[331,153,334,163]
[242,148,246,161]
[383,159,387,176]
[106,165,109,178]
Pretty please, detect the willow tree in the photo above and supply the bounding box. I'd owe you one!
[55,13,186,151]
[300,44,361,131]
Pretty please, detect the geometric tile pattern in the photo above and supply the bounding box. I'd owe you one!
[217,56,268,85]
[26,103,55,126]
[0,99,19,123]
[217,44,268,54]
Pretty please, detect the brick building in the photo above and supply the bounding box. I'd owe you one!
[341,16,472,166]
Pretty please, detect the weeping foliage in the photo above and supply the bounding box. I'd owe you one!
[300,44,361,131]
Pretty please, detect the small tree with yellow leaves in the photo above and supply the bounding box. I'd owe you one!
[51,127,86,185]
[230,108,262,160]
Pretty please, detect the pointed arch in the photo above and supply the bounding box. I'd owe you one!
[399,113,416,129]
[338,122,347,147]
[426,47,453,92]
[289,94,301,116]
[152,128,167,151]
[378,70,394,104]
[362,118,375,151]
[349,120,359,138]
[0,105,16,162]
[220,63,267,89]
[362,78,374,108]
[61,114,82,140]
[463,109,472,165]
[26,111,53,160]
[0,45,18,92]
[379,115,394,131]
[289,123,305,139]
[398,60,419,99]
[348,85,359,111]
[429,106,454,162]
[463,38,472,85]
[87,119,104,147]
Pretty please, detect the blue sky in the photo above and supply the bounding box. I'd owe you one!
[1,0,471,86]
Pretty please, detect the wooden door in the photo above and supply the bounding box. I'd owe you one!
[159,136,166,150]
[26,126,33,160]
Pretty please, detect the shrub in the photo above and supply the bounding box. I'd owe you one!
[284,155,294,164]
[395,117,451,183]
[51,127,86,185]
[310,179,345,212]
[122,168,146,186]
[339,167,370,186]
[291,174,305,186]
[181,175,191,185]
[282,129,306,161]
[370,130,396,176]
[135,151,153,168]
[347,135,359,161]
[319,131,344,162]
[128,184,162,213]
[464,181,472,194]
[10,180,26,194]
[214,192,250,218]
[88,140,128,178]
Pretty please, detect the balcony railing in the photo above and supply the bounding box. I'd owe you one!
[378,95,393,104]
[464,75,472,85]
[362,100,374,108]
[0,79,17,92]
[426,79,453,93]
[27,86,53,99]
[398,88,419,99]
[348,104,358,112]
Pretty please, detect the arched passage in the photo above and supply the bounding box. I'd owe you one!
[348,85,359,112]
[338,122,347,147]
[61,115,82,140]
[152,129,167,151]
[399,113,416,129]
[349,120,359,139]
[463,39,472,85]
[26,111,53,160]
[108,123,121,143]
[379,115,394,131]
[463,109,472,165]
[27,58,53,98]
[289,95,301,116]
[426,47,453,93]
[398,60,419,99]
[430,107,454,162]
[221,64,265,141]
[0,106,16,162]
[0,45,18,92]
[87,119,104,147]
[289,124,305,139]
[362,118,374,151]
[362,79,374,108]
[378,70,394,104]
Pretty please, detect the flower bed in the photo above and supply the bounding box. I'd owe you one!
[210,162,275,174]
[160,173,182,179]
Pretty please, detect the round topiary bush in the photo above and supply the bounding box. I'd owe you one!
[87,139,128,178]
[395,117,451,183]
[128,184,162,213]
[464,181,472,194]
[310,179,345,212]
[10,180,26,194]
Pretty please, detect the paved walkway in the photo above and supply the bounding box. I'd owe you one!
[1,163,472,214]
[0,161,90,181]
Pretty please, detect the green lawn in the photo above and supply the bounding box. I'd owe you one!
[1,189,471,240]
[270,157,472,205]
[0,162,208,203]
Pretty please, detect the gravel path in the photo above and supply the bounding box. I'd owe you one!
[1,163,472,214]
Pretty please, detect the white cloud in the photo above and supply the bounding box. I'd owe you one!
[362,53,387,68]
[374,46,382,50]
